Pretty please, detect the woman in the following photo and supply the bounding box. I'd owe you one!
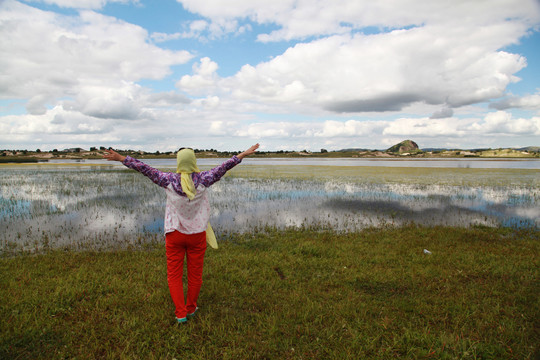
[103,144,259,324]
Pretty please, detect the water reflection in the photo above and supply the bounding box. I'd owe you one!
[210,178,538,232]
[0,169,538,252]
[45,157,540,169]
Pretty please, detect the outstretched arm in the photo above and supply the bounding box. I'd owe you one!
[102,148,172,188]
[103,148,126,162]
[237,143,260,159]
[198,143,260,187]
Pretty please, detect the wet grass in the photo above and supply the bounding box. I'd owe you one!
[1,226,538,359]
[228,165,540,187]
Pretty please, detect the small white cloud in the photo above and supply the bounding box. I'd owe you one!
[177,57,220,93]
[150,32,182,43]
[490,91,540,110]
[235,121,313,138]
[26,95,52,115]
[151,20,210,43]
[209,120,226,135]
[62,82,143,120]
[0,105,113,137]
[470,111,540,135]
[430,107,454,119]
[147,91,191,107]
[383,117,467,137]
[190,19,209,32]
[381,111,540,139]
[315,120,385,137]
[26,0,127,10]
[192,96,221,109]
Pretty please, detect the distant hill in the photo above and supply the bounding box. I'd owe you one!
[386,140,421,154]
[518,146,539,153]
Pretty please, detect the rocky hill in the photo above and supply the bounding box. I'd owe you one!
[386,140,421,154]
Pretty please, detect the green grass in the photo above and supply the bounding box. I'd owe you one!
[1,226,538,359]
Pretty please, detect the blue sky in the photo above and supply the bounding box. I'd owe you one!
[1,0,539,152]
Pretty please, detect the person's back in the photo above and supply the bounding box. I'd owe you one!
[103,143,260,324]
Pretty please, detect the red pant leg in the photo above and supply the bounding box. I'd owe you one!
[165,230,207,319]
[185,231,207,314]
[165,231,187,318]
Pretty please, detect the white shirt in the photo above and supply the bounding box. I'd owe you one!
[164,184,210,234]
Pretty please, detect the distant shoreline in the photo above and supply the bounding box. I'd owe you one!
[1,156,540,165]
[1,148,538,163]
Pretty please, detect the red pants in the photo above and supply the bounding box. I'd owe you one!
[165,230,207,319]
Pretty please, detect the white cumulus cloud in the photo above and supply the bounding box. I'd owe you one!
[1,0,539,151]
[0,1,193,117]
[188,26,527,114]
[177,0,540,41]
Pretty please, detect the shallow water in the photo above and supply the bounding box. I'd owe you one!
[43,157,540,169]
[0,166,537,253]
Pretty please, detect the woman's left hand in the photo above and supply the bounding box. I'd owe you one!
[237,143,260,159]
[103,148,126,162]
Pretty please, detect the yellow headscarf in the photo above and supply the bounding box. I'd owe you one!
[176,148,200,200]
[176,148,218,249]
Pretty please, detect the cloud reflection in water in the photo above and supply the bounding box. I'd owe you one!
[0,169,537,252]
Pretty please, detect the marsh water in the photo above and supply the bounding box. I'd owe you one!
[46,157,540,169]
[1,159,538,252]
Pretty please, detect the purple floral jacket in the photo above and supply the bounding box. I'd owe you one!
[122,155,241,234]
[122,155,242,196]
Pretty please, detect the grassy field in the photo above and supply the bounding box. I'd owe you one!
[1,226,538,359]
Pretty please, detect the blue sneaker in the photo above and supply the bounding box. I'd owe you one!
[187,307,198,319]
[176,317,187,324]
